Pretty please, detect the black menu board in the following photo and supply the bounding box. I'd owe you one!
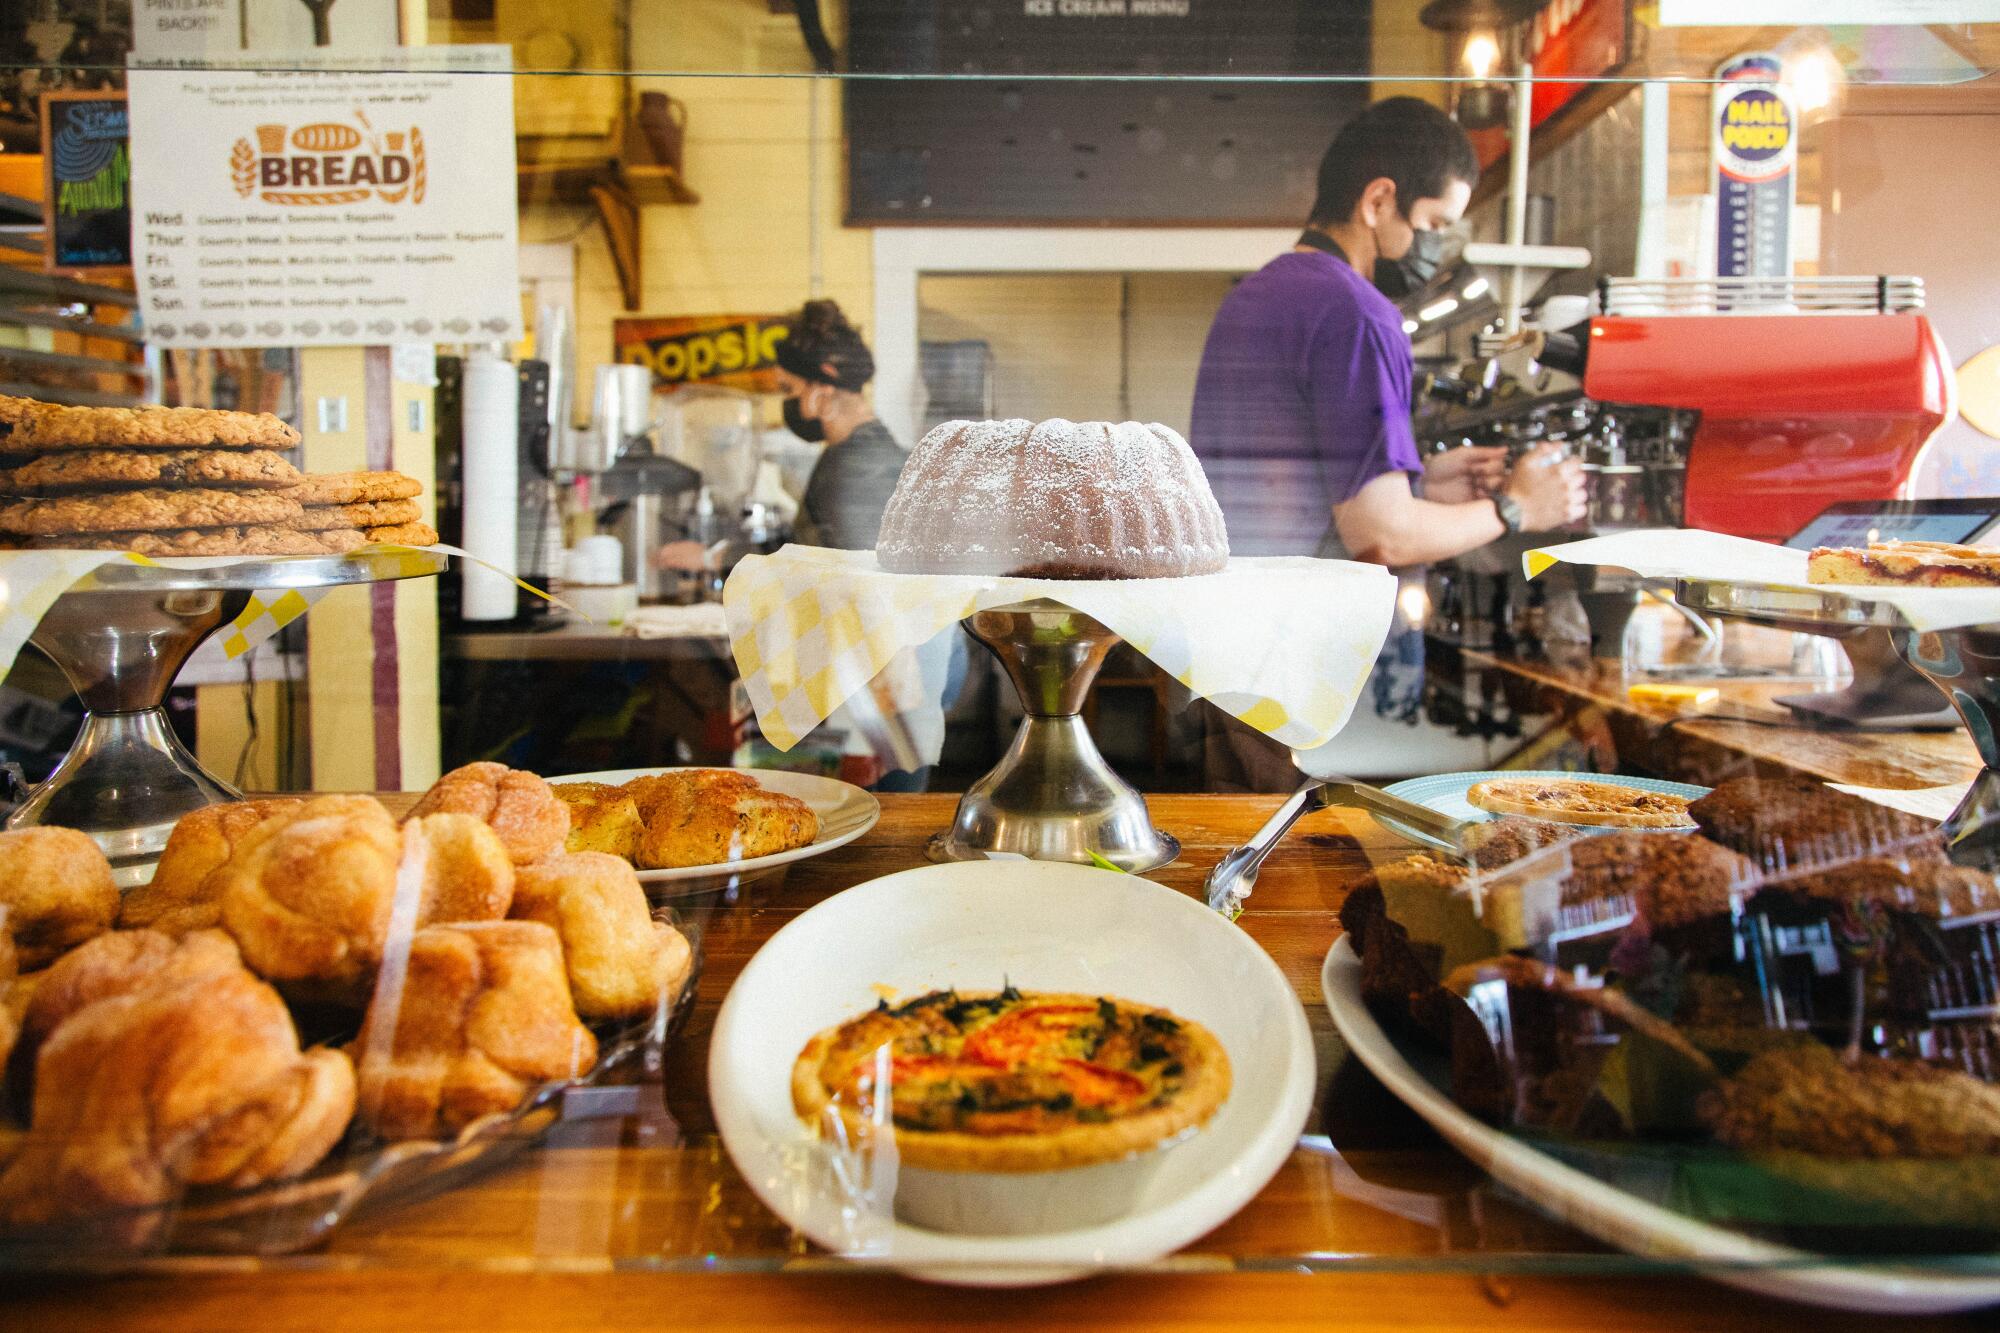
[845,0,1370,224]
[40,90,132,274]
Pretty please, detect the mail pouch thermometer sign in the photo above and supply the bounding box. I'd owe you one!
[1711,52,1796,281]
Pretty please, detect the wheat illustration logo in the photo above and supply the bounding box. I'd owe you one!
[230,138,257,198]
[411,127,427,204]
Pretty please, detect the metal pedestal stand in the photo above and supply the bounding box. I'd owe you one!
[1677,578,2000,862]
[5,550,449,885]
[926,599,1178,873]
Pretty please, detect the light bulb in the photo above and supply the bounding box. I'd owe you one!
[1464,32,1499,81]
[1787,49,1838,114]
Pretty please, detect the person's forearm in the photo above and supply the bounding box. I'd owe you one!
[1334,494,1504,567]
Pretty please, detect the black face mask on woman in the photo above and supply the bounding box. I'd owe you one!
[1371,227,1451,300]
[782,395,825,443]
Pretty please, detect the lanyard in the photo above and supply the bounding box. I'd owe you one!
[1294,229,1350,265]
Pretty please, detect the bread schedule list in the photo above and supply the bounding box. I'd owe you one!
[127,48,522,350]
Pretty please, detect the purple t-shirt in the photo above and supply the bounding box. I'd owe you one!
[1188,250,1421,557]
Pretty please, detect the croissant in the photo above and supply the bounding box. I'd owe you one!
[120,798,307,936]
[511,853,693,1020]
[406,762,569,866]
[0,827,119,968]
[352,920,597,1139]
[0,930,354,1239]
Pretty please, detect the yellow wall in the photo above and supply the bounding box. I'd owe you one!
[521,2,871,386]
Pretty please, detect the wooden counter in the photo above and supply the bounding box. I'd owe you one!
[5,795,1985,1331]
[1463,647,1983,792]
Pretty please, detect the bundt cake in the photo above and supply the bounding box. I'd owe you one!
[874,418,1230,579]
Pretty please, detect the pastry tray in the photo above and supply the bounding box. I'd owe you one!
[0,905,697,1261]
[1674,578,1909,634]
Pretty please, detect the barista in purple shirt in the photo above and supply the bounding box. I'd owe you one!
[1190,98,1583,564]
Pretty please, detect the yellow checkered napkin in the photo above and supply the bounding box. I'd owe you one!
[0,544,461,679]
[217,586,332,659]
[722,547,1398,753]
[0,551,131,683]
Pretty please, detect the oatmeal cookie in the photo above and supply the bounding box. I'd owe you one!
[0,395,45,435]
[362,521,440,547]
[284,470,423,505]
[25,526,367,556]
[290,498,423,531]
[5,405,300,451]
[0,487,303,535]
[0,448,301,494]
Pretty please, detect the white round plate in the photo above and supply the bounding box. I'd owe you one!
[709,860,1316,1286]
[1376,769,1710,842]
[542,767,879,893]
[1322,937,2000,1314]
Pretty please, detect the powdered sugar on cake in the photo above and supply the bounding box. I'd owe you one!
[875,418,1230,579]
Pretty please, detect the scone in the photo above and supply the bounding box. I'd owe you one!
[0,826,119,968]
[511,853,693,1021]
[407,762,569,866]
[624,770,818,870]
[552,782,645,860]
[351,920,597,1139]
[121,798,308,936]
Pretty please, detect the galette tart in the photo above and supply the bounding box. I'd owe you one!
[791,987,1230,1173]
[1466,777,1696,829]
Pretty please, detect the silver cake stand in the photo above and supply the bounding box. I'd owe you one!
[5,549,448,884]
[1676,578,2000,861]
[926,599,1179,873]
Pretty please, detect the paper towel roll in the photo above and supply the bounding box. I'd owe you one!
[460,350,520,621]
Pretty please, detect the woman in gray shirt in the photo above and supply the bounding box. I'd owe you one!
[772,299,906,549]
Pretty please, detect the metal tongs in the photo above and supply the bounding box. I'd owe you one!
[1204,762,1473,917]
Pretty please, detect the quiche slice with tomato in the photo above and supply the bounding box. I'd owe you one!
[791,987,1231,1172]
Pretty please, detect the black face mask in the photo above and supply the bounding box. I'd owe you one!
[782,395,825,443]
[1372,227,1452,300]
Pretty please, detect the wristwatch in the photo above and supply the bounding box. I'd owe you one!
[1492,493,1525,535]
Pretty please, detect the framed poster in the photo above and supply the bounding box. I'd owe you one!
[40,89,133,275]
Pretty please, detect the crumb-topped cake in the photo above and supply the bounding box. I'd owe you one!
[791,987,1230,1172]
[874,418,1230,579]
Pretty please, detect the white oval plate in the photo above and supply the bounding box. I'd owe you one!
[709,860,1316,1286]
[1322,937,2000,1314]
[542,767,879,892]
[1376,769,1711,842]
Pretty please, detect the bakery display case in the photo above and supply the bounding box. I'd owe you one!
[6,3,2000,1325]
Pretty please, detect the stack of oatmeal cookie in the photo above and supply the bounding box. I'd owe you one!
[0,395,436,555]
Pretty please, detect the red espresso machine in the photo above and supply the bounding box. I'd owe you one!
[1580,277,1952,542]
[1414,274,1955,725]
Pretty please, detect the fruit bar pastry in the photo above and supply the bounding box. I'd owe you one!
[1807,538,2000,588]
